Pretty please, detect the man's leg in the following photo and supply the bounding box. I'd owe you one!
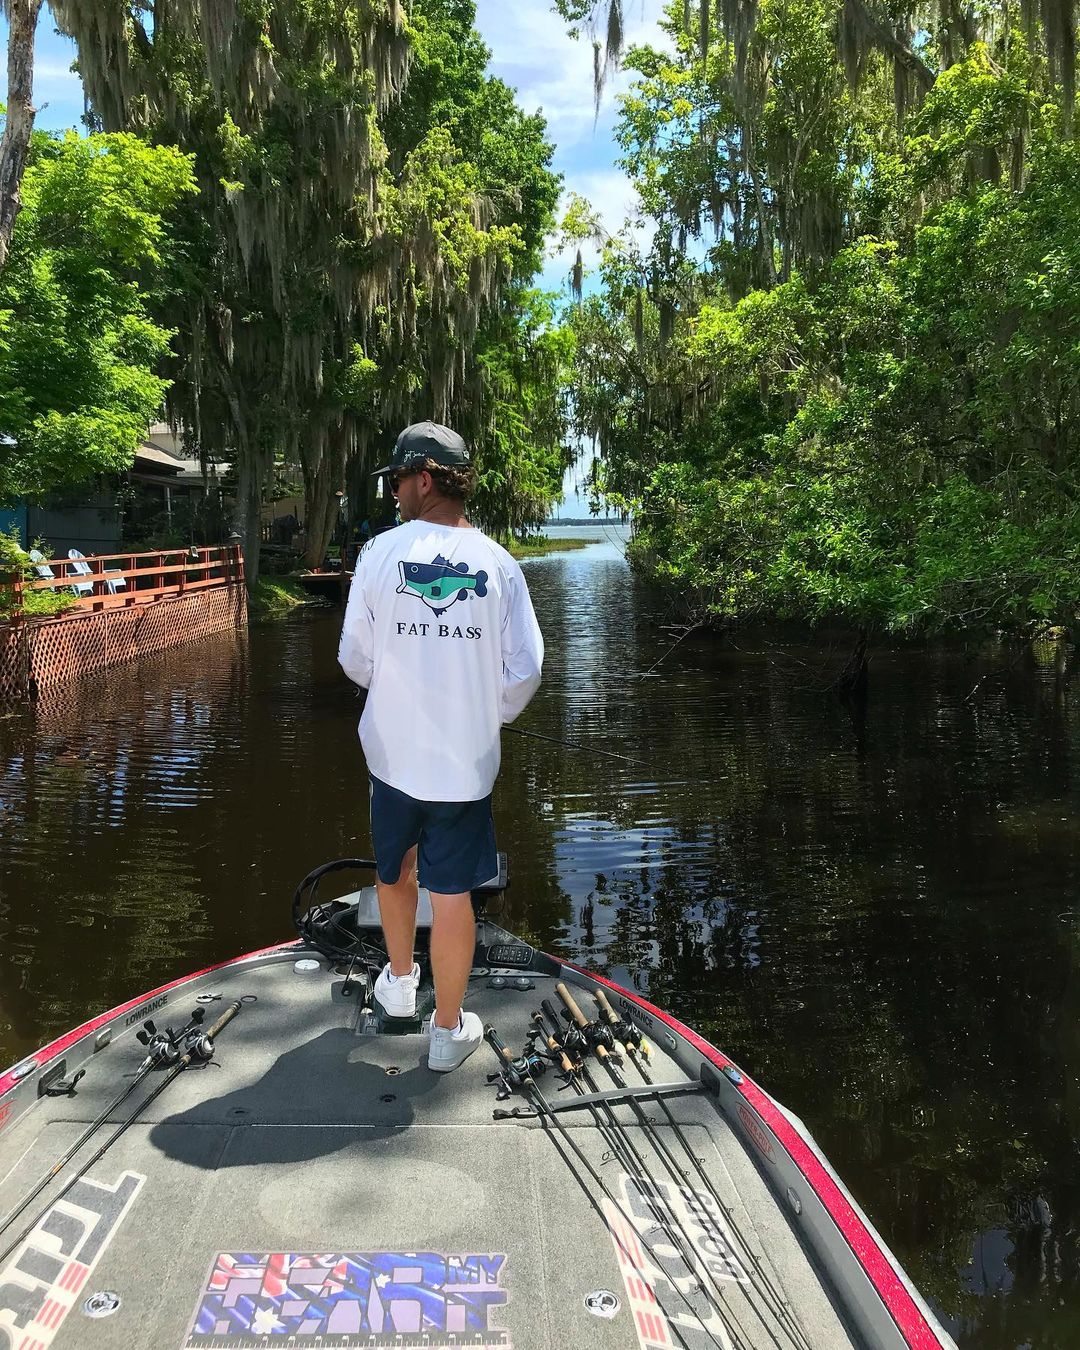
[428,891,475,1030]
[377,844,418,977]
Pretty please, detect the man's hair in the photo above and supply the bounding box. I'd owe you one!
[421,457,476,501]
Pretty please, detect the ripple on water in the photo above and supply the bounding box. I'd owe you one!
[2,551,1080,1344]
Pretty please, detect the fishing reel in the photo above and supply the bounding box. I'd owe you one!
[484,1024,548,1101]
[185,1030,216,1063]
[604,1013,652,1059]
[136,1008,206,1069]
[553,1007,624,1064]
[527,1013,584,1080]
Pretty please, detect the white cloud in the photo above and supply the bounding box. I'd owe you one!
[474,1,670,293]
[475,2,668,149]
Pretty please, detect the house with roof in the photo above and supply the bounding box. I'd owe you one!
[1,425,232,554]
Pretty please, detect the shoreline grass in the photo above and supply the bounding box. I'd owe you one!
[248,576,320,622]
[505,536,591,560]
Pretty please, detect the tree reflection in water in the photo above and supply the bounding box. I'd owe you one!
[1,538,1079,1345]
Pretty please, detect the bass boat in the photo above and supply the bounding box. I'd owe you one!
[0,859,956,1350]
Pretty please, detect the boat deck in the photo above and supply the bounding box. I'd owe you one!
[0,955,860,1349]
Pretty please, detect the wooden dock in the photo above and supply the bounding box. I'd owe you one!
[0,546,247,702]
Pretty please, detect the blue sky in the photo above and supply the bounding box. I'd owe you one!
[3,1,670,509]
[5,3,668,287]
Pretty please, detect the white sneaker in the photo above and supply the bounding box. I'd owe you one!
[427,1011,483,1073]
[373,962,420,1018]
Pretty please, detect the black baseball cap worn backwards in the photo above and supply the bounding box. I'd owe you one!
[372,421,471,477]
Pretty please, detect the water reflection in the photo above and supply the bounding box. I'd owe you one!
[1,529,1079,1344]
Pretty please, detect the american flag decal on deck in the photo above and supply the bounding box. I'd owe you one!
[185,1251,510,1347]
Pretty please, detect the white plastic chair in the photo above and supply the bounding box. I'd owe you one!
[27,549,55,584]
[66,549,95,598]
[104,569,127,596]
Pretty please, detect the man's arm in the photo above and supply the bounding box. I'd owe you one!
[338,543,376,688]
[501,563,544,723]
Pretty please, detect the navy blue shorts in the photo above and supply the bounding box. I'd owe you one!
[368,774,497,895]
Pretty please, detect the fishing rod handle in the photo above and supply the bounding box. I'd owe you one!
[592,989,653,1066]
[556,982,611,1060]
[589,994,631,1060]
[540,997,563,1032]
[555,982,589,1028]
[594,987,619,1024]
[531,1016,574,1075]
[205,999,244,1043]
[483,1024,513,1061]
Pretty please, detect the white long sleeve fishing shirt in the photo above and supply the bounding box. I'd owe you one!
[338,520,544,802]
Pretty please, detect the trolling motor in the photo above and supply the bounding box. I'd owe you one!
[484,1024,548,1102]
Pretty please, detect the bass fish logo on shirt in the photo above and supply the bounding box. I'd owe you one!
[397,554,488,617]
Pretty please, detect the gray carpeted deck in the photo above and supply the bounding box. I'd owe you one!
[0,957,859,1350]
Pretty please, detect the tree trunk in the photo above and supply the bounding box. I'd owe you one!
[302,432,348,570]
[303,473,336,570]
[0,0,44,271]
[233,453,263,588]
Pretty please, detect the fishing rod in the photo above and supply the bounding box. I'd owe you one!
[560,984,812,1350]
[560,986,812,1350]
[588,989,811,1346]
[529,1006,746,1350]
[486,1024,718,1350]
[0,997,250,1267]
[503,724,653,769]
[592,986,654,1079]
[536,999,757,1350]
[0,1006,208,1246]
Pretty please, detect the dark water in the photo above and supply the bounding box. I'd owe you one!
[2,528,1079,1348]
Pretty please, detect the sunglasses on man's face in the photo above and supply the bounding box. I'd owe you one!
[388,461,429,492]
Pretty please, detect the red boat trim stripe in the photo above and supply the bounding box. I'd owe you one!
[566,962,941,1350]
[0,940,300,1099]
[1,937,938,1346]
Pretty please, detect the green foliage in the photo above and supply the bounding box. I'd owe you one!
[566,7,1080,635]
[0,132,196,503]
[247,575,317,623]
[0,529,77,618]
[470,291,576,534]
[362,0,567,535]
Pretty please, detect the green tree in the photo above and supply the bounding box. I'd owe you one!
[346,0,567,547]
[562,4,1080,635]
[54,0,566,575]
[0,131,196,502]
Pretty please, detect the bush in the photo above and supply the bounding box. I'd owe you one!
[0,528,78,619]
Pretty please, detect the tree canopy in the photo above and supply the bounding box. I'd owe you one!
[0,131,195,502]
[561,0,1080,635]
[45,0,567,574]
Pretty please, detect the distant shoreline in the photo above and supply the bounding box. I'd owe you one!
[545,518,628,526]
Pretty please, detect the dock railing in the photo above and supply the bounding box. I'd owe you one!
[0,545,248,703]
[13,545,245,614]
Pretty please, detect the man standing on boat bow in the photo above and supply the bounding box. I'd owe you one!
[338,422,544,1071]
